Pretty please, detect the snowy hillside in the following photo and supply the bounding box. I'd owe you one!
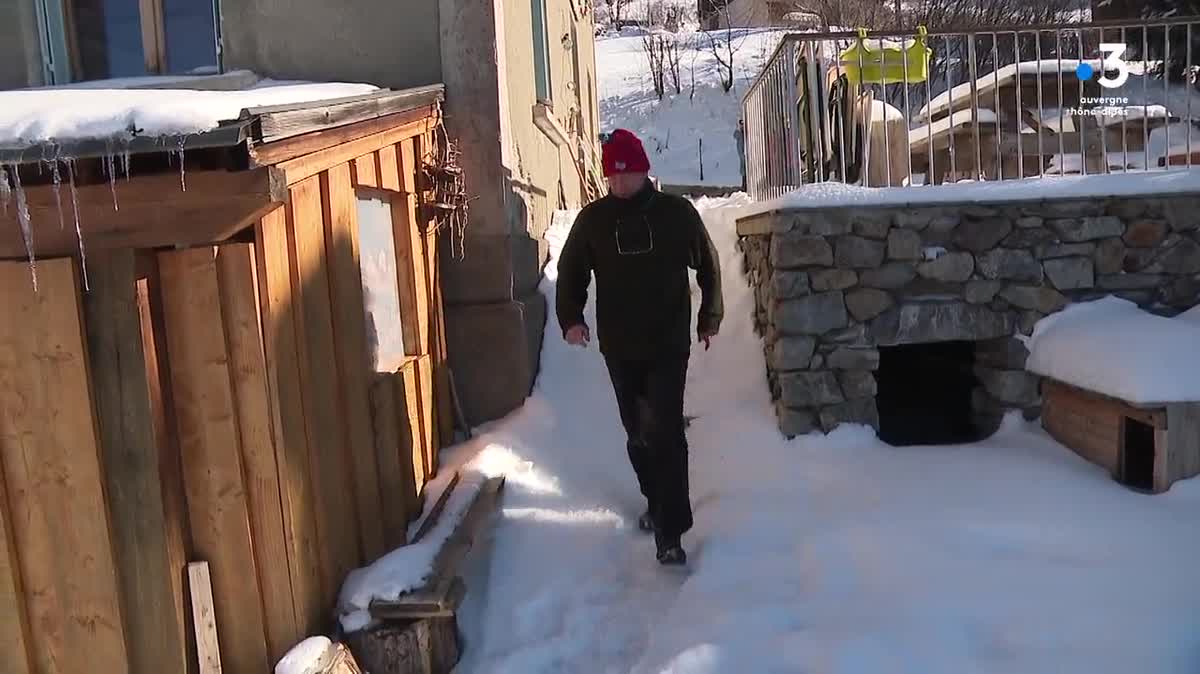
[596,29,785,186]
[450,197,1200,673]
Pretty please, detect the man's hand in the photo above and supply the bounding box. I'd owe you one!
[699,329,717,351]
[565,324,591,347]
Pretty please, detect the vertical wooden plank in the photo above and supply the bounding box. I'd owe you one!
[416,354,438,476]
[136,261,198,674]
[378,144,402,192]
[322,164,387,563]
[255,208,325,636]
[0,463,33,674]
[0,258,129,674]
[1165,403,1200,489]
[158,248,270,674]
[84,248,187,674]
[369,375,413,549]
[397,138,431,356]
[214,244,300,662]
[352,153,379,188]
[287,174,363,601]
[416,131,455,448]
[187,562,223,674]
[396,358,430,494]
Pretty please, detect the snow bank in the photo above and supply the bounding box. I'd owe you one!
[736,169,1200,217]
[0,80,378,147]
[1023,297,1200,404]
[336,465,492,632]
[274,636,334,674]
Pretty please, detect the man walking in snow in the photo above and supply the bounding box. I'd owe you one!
[556,129,723,566]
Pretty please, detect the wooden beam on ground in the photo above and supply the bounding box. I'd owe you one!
[322,163,387,563]
[0,258,129,674]
[409,470,461,545]
[187,562,223,674]
[275,119,430,187]
[0,168,287,259]
[214,244,300,662]
[287,175,363,602]
[84,248,187,674]
[249,106,439,167]
[369,475,506,620]
[255,207,325,636]
[159,247,271,674]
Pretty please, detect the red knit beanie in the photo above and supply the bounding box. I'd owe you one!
[602,129,651,177]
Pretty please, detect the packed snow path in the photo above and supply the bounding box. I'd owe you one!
[452,196,1200,673]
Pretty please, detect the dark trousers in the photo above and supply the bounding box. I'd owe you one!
[603,352,693,541]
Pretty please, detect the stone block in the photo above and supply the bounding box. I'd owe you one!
[955,217,1013,252]
[917,251,975,282]
[846,288,894,322]
[1163,275,1200,307]
[1015,216,1045,229]
[1148,238,1200,274]
[819,399,880,432]
[811,355,825,369]
[1000,285,1067,313]
[902,279,965,301]
[1036,242,1095,260]
[1030,201,1106,218]
[977,249,1043,282]
[887,229,923,260]
[851,209,893,239]
[1123,248,1159,273]
[1123,219,1170,248]
[975,367,1040,406]
[792,211,853,236]
[965,280,1004,304]
[1049,216,1125,242]
[776,292,848,335]
[826,324,870,345]
[1002,228,1059,249]
[1097,273,1166,290]
[1043,257,1095,290]
[860,262,918,289]
[870,302,1015,345]
[1109,199,1149,221]
[895,209,934,229]
[780,371,845,407]
[771,234,834,268]
[827,348,881,370]
[975,337,1030,370]
[811,269,859,292]
[773,270,811,298]
[777,404,819,437]
[1094,238,1126,275]
[1163,196,1200,232]
[835,236,887,268]
[771,336,817,370]
[1019,311,1045,335]
[838,370,878,399]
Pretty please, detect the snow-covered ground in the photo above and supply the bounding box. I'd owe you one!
[597,29,785,186]
[450,196,1200,673]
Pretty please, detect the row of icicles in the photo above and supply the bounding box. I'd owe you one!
[1,139,189,292]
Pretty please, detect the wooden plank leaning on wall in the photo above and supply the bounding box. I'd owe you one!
[0,440,32,674]
[0,259,128,674]
[287,175,364,604]
[84,249,187,674]
[158,247,271,674]
[215,245,302,663]
[322,163,387,563]
[255,207,326,636]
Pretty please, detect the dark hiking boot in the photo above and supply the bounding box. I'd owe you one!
[637,510,655,533]
[655,533,686,565]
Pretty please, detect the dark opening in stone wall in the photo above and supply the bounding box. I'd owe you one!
[876,341,990,446]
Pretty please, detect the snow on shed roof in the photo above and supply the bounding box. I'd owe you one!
[919,59,1101,120]
[0,75,380,152]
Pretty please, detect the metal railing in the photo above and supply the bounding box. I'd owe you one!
[742,16,1200,201]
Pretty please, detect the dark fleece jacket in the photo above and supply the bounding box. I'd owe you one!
[555,181,723,360]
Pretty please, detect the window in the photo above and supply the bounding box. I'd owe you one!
[42,0,218,82]
[356,196,407,372]
[531,0,553,103]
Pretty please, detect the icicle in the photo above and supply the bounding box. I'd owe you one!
[122,148,132,182]
[11,167,38,292]
[177,138,187,192]
[67,160,89,291]
[50,159,66,231]
[105,149,119,212]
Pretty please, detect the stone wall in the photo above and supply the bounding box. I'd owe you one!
[737,194,1200,438]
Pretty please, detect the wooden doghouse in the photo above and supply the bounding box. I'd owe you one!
[1041,379,1200,493]
[0,84,458,673]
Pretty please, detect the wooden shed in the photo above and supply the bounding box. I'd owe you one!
[0,83,456,673]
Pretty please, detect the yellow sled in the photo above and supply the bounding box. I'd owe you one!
[840,25,931,85]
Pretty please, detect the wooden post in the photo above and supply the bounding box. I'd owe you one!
[84,248,187,674]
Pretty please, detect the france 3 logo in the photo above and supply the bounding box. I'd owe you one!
[1075,43,1131,89]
